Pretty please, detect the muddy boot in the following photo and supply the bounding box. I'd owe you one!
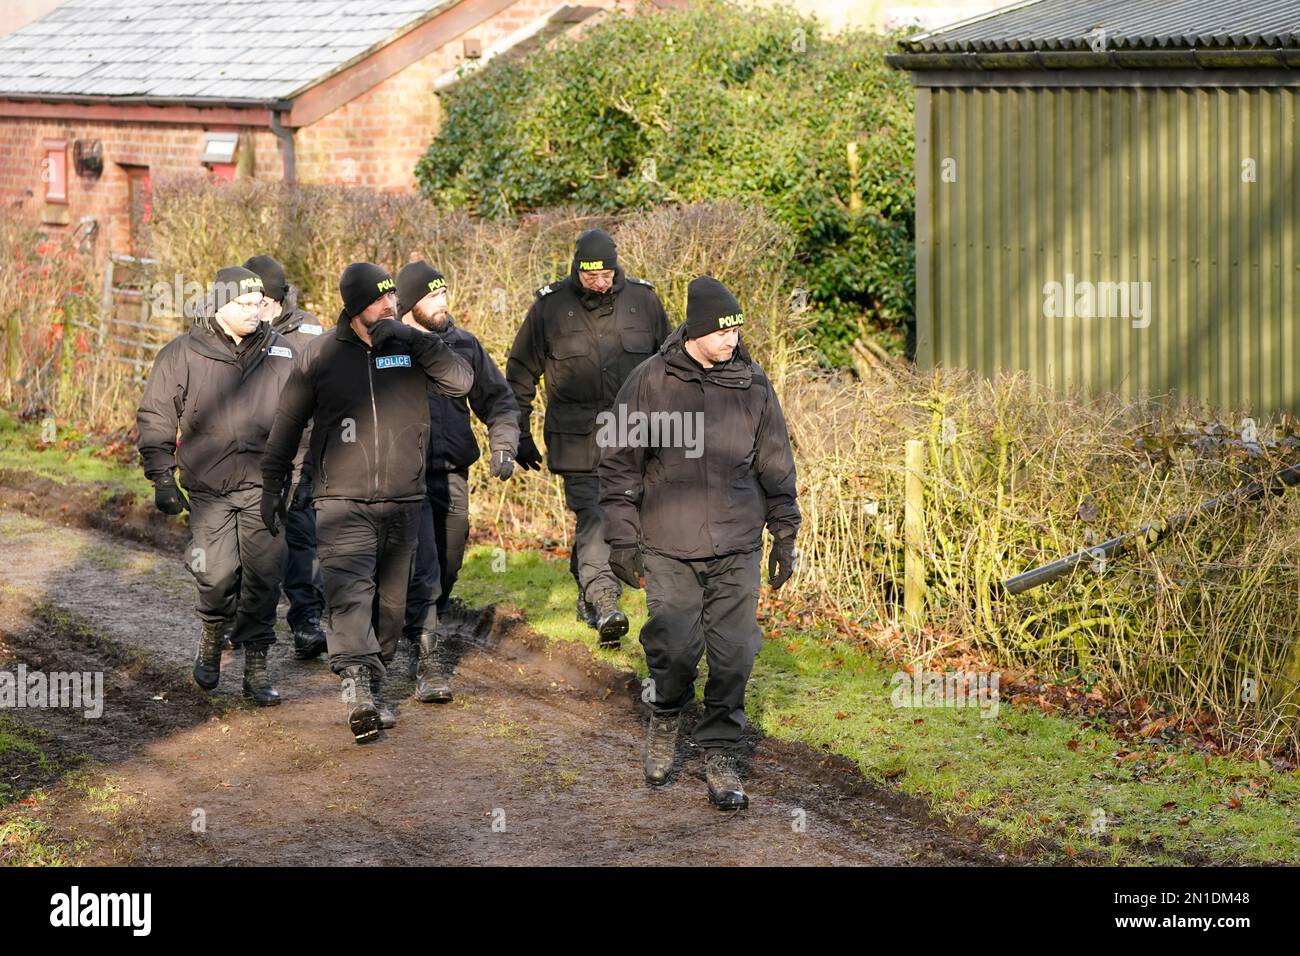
[292,616,328,660]
[704,752,749,811]
[193,621,226,691]
[413,630,453,703]
[341,665,382,744]
[643,710,682,786]
[242,645,281,707]
[575,593,598,629]
[371,672,396,729]
[592,591,628,648]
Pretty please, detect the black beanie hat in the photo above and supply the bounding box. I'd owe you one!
[572,228,617,273]
[209,266,264,311]
[242,255,288,303]
[685,275,744,339]
[396,260,448,318]
[339,262,396,319]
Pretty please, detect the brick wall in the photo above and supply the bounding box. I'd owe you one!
[295,0,576,192]
[0,118,284,252]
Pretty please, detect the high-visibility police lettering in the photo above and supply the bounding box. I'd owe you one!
[578,260,606,271]
[375,354,412,369]
[717,313,745,328]
[377,278,396,293]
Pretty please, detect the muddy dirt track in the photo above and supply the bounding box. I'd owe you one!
[0,474,1003,866]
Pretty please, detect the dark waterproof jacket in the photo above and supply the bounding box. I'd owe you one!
[271,284,327,350]
[262,313,473,503]
[597,324,800,560]
[425,315,520,474]
[137,315,298,496]
[506,265,671,475]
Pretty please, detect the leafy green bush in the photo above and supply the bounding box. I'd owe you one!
[415,0,915,361]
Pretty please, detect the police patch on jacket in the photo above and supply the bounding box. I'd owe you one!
[269,345,293,358]
[376,354,412,369]
[299,323,323,335]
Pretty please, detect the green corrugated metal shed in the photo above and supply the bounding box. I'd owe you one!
[887,0,1300,415]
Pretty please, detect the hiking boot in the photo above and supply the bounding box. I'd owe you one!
[193,620,226,691]
[704,752,749,811]
[593,592,628,647]
[242,645,281,707]
[371,671,397,729]
[575,593,598,629]
[413,630,453,703]
[340,665,382,744]
[292,616,328,660]
[643,711,682,786]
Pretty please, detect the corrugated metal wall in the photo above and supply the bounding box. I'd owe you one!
[918,85,1299,415]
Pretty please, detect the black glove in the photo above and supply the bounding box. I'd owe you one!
[489,449,515,481]
[516,433,543,471]
[609,546,645,590]
[290,476,313,511]
[767,530,796,590]
[369,318,419,350]
[152,473,189,515]
[261,484,290,536]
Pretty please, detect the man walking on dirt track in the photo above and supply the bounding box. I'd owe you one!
[260,262,473,744]
[244,254,329,661]
[598,275,800,810]
[136,266,297,707]
[506,228,671,647]
[395,260,519,704]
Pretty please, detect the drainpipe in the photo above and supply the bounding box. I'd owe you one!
[269,102,296,184]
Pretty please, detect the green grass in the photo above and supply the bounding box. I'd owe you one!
[456,543,1300,864]
[0,409,151,496]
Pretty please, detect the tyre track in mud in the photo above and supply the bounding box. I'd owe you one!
[0,479,1003,866]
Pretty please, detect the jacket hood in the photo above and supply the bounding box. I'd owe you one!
[271,285,308,335]
[660,322,753,388]
[186,315,272,365]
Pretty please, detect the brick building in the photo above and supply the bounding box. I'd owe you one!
[0,0,637,256]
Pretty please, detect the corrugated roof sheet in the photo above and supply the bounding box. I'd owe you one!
[902,0,1300,53]
[0,0,454,102]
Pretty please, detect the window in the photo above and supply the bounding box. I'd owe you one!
[43,139,68,204]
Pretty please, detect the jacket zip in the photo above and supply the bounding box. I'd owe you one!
[366,346,380,498]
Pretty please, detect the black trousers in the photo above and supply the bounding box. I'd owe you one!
[639,548,763,754]
[314,497,421,675]
[283,500,325,630]
[404,469,469,641]
[187,487,286,649]
[562,473,620,604]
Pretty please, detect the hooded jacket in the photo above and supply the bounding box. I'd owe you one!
[506,258,671,475]
[261,310,474,503]
[423,315,519,474]
[597,323,800,559]
[271,284,327,349]
[137,300,298,495]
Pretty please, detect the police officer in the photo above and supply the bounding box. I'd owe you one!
[396,260,519,703]
[261,262,473,744]
[243,255,329,660]
[506,229,671,645]
[598,276,800,810]
[137,266,299,706]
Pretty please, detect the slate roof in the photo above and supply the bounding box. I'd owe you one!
[901,0,1300,53]
[0,0,456,103]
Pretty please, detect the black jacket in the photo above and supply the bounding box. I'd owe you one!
[598,324,800,560]
[137,315,298,496]
[506,265,671,474]
[271,284,327,350]
[425,316,519,473]
[262,313,474,503]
